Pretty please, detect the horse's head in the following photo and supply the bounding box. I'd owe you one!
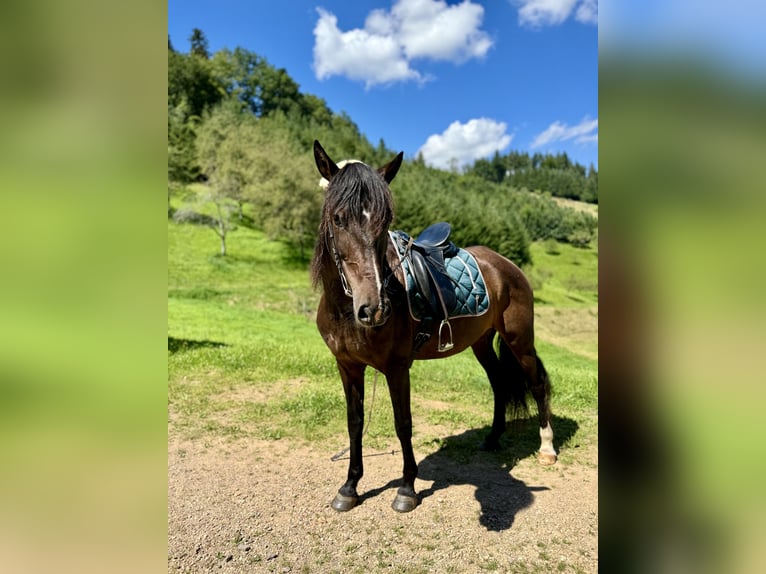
[313,140,404,328]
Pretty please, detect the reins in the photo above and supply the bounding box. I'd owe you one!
[382,234,410,291]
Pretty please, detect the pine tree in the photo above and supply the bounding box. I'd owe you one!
[189,28,209,59]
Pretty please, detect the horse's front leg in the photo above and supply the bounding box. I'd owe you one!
[386,361,418,512]
[331,361,366,512]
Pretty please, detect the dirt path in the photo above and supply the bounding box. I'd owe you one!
[168,428,597,573]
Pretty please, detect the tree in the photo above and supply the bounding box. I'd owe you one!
[194,103,322,260]
[584,165,598,203]
[168,44,222,118]
[469,158,496,182]
[189,28,209,59]
[497,212,531,266]
[195,98,257,217]
[259,66,301,116]
[168,99,199,210]
[206,192,237,256]
[468,152,505,183]
[209,48,303,118]
[506,150,531,171]
[210,47,263,115]
[241,115,321,261]
[299,93,333,126]
[172,192,238,256]
[490,151,507,183]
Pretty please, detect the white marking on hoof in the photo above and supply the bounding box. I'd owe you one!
[538,422,557,465]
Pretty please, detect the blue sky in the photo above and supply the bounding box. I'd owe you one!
[168,0,598,170]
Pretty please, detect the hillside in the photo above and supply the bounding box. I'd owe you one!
[168,189,598,444]
[168,29,598,265]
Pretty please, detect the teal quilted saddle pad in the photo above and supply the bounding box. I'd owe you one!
[389,230,490,321]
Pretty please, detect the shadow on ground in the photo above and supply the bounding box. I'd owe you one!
[415,415,578,531]
[168,336,227,354]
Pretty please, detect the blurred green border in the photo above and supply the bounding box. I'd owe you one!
[0,2,168,572]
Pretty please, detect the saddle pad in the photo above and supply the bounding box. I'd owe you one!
[389,230,490,321]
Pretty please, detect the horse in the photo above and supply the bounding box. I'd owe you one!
[311,140,556,513]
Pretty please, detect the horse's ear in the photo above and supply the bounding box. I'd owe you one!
[314,140,339,182]
[378,152,404,184]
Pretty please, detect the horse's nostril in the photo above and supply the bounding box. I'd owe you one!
[357,305,372,323]
[358,303,389,326]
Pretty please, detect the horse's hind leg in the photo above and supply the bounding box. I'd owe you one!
[496,320,557,464]
[519,350,557,465]
[471,331,517,451]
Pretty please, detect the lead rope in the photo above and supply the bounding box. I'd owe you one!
[330,234,405,462]
[330,369,380,462]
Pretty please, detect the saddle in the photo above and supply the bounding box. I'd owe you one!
[394,222,459,352]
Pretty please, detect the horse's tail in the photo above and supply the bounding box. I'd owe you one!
[497,338,531,418]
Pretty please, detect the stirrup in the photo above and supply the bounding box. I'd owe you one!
[437,319,454,352]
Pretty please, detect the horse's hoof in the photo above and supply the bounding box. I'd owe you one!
[331,493,358,512]
[391,493,418,513]
[537,451,557,465]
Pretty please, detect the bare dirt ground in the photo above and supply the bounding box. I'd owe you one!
[168,422,598,573]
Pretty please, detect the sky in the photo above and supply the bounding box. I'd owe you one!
[168,0,598,170]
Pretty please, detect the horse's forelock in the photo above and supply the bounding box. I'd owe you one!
[312,161,394,289]
[318,159,363,190]
[324,162,393,234]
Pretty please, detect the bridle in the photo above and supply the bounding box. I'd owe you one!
[326,222,404,300]
[327,223,353,298]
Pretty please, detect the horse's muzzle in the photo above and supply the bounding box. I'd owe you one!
[356,299,391,327]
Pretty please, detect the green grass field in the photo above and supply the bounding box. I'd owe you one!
[168,202,597,461]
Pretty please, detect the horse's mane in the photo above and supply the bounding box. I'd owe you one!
[311,162,394,289]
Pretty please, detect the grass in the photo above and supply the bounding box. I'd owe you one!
[526,240,598,308]
[168,194,597,457]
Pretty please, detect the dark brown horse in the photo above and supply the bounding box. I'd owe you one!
[311,140,556,513]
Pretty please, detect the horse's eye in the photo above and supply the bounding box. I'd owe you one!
[333,214,343,227]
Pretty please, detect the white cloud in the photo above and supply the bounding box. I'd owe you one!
[575,0,598,24]
[313,0,492,87]
[313,9,421,87]
[392,0,493,61]
[575,132,598,144]
[514,0,597,28]
[418,118,513,170]
[530,117,598,148]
